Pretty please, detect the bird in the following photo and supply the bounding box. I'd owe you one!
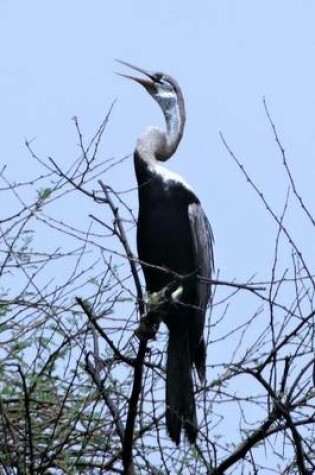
[117,60,214,445]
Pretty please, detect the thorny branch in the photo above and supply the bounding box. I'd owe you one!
[0,110,314,474]
[98,180,147,475]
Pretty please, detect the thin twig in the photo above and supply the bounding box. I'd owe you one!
[263,98,315,228]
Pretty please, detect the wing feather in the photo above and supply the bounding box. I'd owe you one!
[188,202,214,381]
[188,202,214,312]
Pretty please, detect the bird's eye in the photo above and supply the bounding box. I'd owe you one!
[154,73,164,83]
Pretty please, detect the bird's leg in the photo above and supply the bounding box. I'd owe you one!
[134,272,195,340]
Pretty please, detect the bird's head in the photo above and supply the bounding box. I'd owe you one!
[116,60,185,161]
[116,59,183,120]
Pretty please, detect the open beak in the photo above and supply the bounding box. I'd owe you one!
[115,59,157,94]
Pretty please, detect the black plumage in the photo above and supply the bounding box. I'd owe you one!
[118,60,214,444]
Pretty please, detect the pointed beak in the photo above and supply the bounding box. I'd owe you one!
[115,59,157,94]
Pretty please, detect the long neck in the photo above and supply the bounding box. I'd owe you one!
[136,93,186,164]
[161,95,185,160]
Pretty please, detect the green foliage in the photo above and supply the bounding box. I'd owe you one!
[37,187,52,202]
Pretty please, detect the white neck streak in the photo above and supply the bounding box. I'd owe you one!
[164,101,181,151]
[136,95,185,164]
[136,96,191,190]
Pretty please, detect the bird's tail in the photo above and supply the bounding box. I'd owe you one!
[166,324,197,445]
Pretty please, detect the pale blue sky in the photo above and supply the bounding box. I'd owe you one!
[1,1,314,284]
[1,1,315,467]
